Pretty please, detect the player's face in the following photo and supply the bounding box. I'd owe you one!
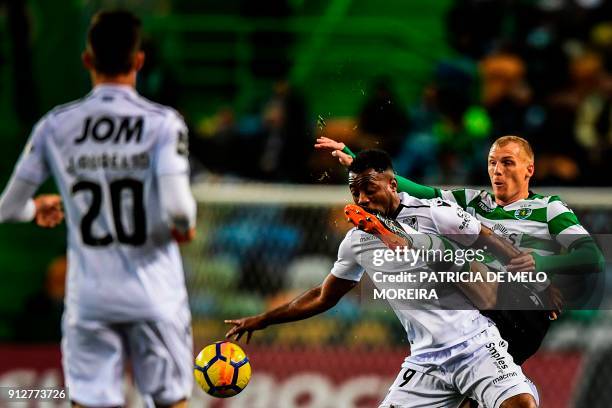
[348,169,398,216]
[488,142,534,205]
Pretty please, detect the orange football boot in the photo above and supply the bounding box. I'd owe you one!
[344,204,413,250]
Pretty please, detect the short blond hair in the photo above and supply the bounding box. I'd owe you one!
[491,135,534,162]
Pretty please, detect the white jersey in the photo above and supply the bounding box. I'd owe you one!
[331,194,490,355]
[13,84,191,322]
[394,192,480,243]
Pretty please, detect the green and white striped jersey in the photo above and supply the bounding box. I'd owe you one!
[439,189,589,256]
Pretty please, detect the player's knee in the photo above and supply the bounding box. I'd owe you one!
[499,392,538,408]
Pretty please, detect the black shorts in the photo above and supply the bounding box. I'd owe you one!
[482,309,551,365]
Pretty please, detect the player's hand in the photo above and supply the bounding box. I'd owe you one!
[314,136,345,152]
[171,227,196,244]
[224,315,267,344]
[34,194,64,228]
[506,251,536,272]
[314,137,354,166]
[548,284,564,321]
[331,149,354,166]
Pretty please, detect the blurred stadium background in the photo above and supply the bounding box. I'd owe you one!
[1,0,612,407]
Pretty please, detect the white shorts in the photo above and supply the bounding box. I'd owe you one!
[379,326,538,408]
[61,307,193,407]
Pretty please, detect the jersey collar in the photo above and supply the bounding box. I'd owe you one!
[492,190,536,208]
[92,84,138,97]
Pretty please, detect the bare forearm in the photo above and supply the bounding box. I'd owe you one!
[474,225,520,264]
[259,286,335,327]
[459,261,498,310]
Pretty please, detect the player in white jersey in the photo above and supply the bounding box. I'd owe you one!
[225,150,538,408]
[0,11,196,408]
[315,135,603,366]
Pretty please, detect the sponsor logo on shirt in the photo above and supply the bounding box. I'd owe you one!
[491,223,520,246]
[75,116,144,144]
[456,207,472,230]
[360,235,376,243]
[492,223,509,236]
[485,342,509,373]
[492,372,517,384]
[477,200,495,213]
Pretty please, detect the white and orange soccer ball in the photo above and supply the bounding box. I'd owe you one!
[194,341,252,398]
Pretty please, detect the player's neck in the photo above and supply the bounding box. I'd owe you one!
[495,189,529,206]
[388,196,401,218]
[91,71,137,88]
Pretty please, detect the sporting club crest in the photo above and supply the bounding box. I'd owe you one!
[514,207,532,220]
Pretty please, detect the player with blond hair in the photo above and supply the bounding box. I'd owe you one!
[316,134,604,365]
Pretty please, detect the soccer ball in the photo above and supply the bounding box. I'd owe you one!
[194,341,252,398]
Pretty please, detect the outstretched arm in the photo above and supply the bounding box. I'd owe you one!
[508,198,605,276]
[314,136,441,198]
[225,274,357,343]
[475,225,521,263]
[510,237,605,275]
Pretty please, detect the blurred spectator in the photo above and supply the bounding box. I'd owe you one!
[446,0,508,59]
[395,61,488,185]
[480,51,532,137]
[190,81,312,182]
[259,81,313,182]
[357,76,410,153]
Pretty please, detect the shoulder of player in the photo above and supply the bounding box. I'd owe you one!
[48,92,94,118]
[521,193,567,209]
[398,192,440,208]
[542,194,576,220]
[134,94,184,121]
[32,107,65,136]
[440,188,487,207]
[344,227,361,240]
[43,97,88,133]
[342,227,374,247]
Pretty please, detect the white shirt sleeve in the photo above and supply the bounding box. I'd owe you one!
[0,177,37,222]
[430,199,481,246]
[330,230,365,282]
[0,117,53,223]
[13,116,51,185]
[158,173,196,231]
[155,112,190,176]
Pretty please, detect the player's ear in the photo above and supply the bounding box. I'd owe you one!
[82,50,94,70]
[134,51,145,71]
[389,175,398,192]
[526,162,534,179]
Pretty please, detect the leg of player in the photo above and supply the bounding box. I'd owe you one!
[455,324,539,408]
[154,399,187,408]
[458,393,537,408]
[499,393,537,407]
[127,307,193,408]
